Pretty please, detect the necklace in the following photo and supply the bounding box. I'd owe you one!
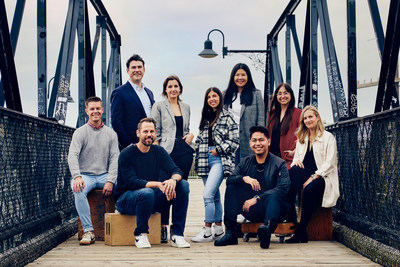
[256,162,265,173]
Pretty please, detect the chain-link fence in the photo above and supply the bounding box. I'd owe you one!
[0,107,77,266]
[327,107,400,251]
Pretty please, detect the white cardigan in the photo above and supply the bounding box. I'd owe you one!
[291,131,339,208]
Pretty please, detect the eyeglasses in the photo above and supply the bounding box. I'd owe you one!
[277,91,290,96]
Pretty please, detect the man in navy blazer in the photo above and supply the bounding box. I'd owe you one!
[111,54,155,149]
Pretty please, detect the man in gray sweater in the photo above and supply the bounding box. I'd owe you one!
[68,96,120,245]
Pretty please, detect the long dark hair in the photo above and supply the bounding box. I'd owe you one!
[267,82,296,135]
[199,87,224,131]
[224,63,256,107]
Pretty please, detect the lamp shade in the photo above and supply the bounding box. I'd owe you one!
[199,39,218,58]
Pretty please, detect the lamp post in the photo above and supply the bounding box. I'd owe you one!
[199,28,267,58]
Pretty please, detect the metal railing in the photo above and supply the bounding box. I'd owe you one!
[327,107,400,251]
[0,107,77,266]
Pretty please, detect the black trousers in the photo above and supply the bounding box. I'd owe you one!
[159,138,194,225]
[288,166,325,228]
[223,183,288,232]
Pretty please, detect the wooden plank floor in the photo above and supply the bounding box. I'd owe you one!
[27,179,378,266]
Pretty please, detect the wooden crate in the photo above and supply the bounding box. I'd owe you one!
[78,189,115,241]
[105,213,161,246]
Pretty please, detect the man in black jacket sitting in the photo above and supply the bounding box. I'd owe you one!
[215,126,290,249]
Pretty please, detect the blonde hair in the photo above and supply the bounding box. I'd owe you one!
[296,105,325,144]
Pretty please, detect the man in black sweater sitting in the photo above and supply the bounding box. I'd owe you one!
[114,118,190,249]
[215,126,290,249]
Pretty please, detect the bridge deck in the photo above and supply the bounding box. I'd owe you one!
[27,179,378,266]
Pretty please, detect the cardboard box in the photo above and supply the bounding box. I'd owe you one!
[105,213,161,246]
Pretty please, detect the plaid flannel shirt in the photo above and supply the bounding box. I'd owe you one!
[195,109,239,177]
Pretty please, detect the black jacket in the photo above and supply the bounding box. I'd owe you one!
[227,153,290,203]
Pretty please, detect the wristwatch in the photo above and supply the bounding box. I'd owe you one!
[253,195,260,201]
[311,174,317,180]
[171,177,179,182]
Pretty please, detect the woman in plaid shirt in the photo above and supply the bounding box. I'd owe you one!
[192,87,239,243]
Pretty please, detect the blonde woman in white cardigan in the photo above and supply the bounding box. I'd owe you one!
[286,105,339,243]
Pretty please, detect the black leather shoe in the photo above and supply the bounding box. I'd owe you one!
[214,229,238,246]
[161,227,168,243]
[285,233,308,243]
[257,225,271,249]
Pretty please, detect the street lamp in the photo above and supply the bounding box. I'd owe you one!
[199,28,268,58]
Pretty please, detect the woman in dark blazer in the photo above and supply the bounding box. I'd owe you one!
[267,83,301,170]
[151,75,194,243]
[223,63,265,164]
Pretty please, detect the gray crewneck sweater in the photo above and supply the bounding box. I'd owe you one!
[68,123,120,183]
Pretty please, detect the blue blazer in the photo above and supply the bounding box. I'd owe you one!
[111,82,155,149]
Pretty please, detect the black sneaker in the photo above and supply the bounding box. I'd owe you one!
[161,226,168,243]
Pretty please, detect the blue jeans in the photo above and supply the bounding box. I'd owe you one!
[116,179,190,236]
[71,173,108,232]
[201,147,224,223]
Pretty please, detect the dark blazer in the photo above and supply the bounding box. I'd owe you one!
[227,153,290,204]
[111,82,155,149]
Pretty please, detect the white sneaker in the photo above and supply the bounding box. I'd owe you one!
[191,227,213,242]
[213,225,224,240]
[80,231,95,245]
[236,214,247,223]
[135,233,151,248]
[171,235,190,248]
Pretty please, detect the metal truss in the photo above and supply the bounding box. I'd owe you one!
[0,0,120,126]
[265,0,400,122]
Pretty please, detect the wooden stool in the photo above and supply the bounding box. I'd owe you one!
[105,213,161,245]
[241,222,295,243]
[305,206,332,240]
[78,189,115,241]
[298,190,333,241]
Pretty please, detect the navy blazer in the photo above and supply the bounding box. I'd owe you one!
[111,81,155,149]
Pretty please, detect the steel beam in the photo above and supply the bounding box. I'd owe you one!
[310,0,318,108]
[288,15,302,68]
[375,0,400,112]
[77,0,85,127]
[0,0,25,106]
[49,0,79,123]
[286,16,291,84]
[317,0,348,121]
[264,35,273,115]
[368,0,385,58]
[37,0,47,117]
[298,0,311,109]
[347,0,357,118]
[0,0,22,112]
[271,39,283,87]
[269,0,303,40]
[100,16,107,124]
[89,0,119,41]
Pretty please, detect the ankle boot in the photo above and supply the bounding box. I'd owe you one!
[257,225,272,249]
[214,227,238,246]
[285,224,308,243]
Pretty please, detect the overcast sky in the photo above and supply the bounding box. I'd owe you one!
[4,0,391,133]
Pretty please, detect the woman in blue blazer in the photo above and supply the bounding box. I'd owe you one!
[151,75,194,243]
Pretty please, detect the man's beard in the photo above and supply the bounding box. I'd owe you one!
[141,137,154,146]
